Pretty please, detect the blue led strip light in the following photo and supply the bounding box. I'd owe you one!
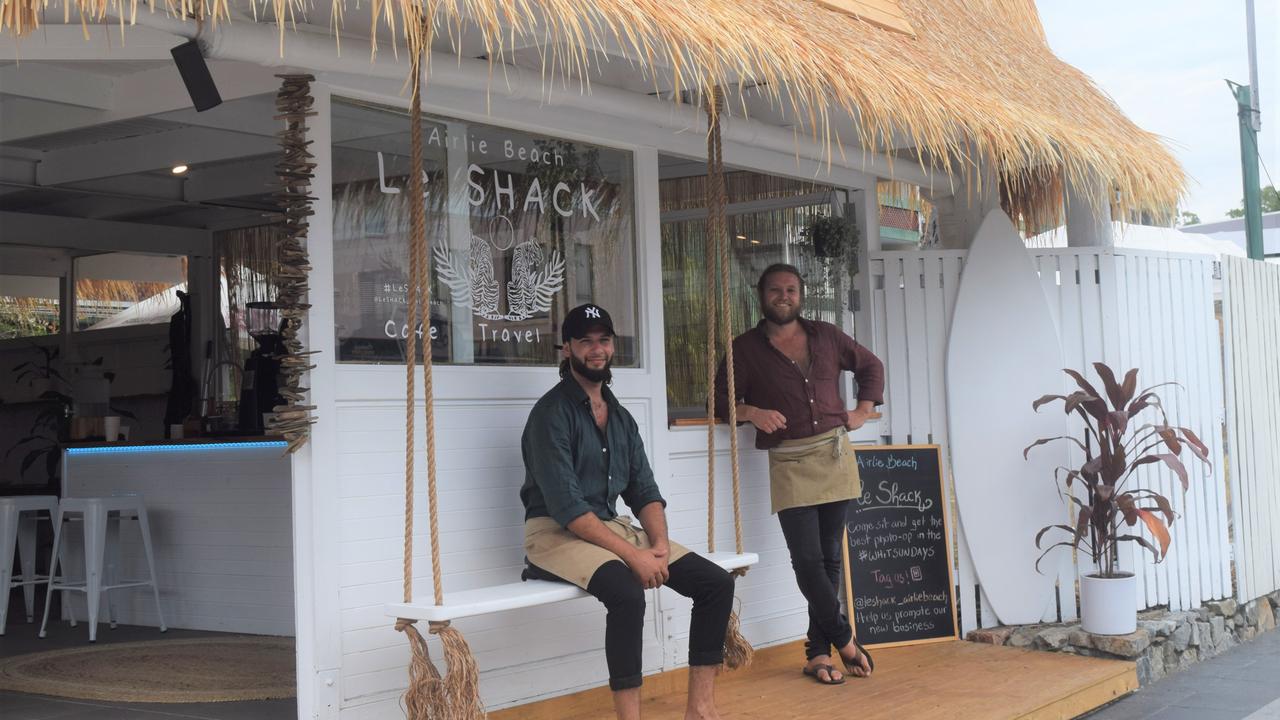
[67,441,288,456]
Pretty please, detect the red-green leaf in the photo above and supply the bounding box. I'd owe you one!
[1093,362,1126,411]
[1117,493,1138,525]
[1136,509,1172,558]
[1116,534,1162,561]
[1120,368,1139,407]
[1177,427,1211,463]
[1062,369,1109,420]
[1155,453,1190,491]
[1157,427,1182,455]
[1033,394,1067,411]
[1024,435,1088,460]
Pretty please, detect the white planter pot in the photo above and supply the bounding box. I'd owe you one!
[1080,572,1137,635]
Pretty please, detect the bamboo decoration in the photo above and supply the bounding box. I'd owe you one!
[265,74,319,454]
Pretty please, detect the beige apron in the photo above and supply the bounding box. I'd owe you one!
[524,515,692,590]
[766,427,862,514]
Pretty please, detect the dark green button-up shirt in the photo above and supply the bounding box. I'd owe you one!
[521,378,666,527]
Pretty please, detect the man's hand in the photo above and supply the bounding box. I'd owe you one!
[741,404,787,433]
[626,548,668,589]
[845,405,874,431]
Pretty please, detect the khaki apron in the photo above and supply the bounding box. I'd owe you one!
[766,427,862,514]
[524,515,691,590]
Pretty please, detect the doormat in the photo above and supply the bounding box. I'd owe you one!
[0,636,295,703]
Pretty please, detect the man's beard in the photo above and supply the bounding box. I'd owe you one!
[570,353,613,384]
[762,299,802,325]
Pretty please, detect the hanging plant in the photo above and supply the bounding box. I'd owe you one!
[807,214,859,269]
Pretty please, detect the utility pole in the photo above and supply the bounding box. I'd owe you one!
[1229,0,1264,260]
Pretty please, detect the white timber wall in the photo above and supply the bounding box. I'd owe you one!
[869,247,1232,633]
[302,75,897,719]
[1222,256,1280,604]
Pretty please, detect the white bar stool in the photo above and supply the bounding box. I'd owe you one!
[39,495,167,642]
[0,495,59,635]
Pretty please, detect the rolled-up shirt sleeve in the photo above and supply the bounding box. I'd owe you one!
[522,406,593,527]
[620,414,666,514]
[838,332,885,406]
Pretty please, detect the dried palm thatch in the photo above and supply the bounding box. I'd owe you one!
[2,0,1185,224]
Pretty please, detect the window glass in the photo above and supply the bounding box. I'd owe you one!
[660,168,847,420]
[73,253,185,332]
[0,275,60,339]
[331,99,639,366]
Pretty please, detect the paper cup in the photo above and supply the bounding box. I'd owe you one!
[169,424,185,440]
[103,416,121,442]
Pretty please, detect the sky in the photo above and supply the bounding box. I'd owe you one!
[1036,0,1280,223]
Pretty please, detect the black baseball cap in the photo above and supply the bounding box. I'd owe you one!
[561,303,616,343]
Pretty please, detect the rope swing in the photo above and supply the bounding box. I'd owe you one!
[704,87,753,671]
[395,19,484,719]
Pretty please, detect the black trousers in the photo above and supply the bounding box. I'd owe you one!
[777,499,854,660]
[532,553,734,690]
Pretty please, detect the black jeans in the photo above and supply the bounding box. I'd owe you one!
[531,553,734,690]
[778,499,854,660]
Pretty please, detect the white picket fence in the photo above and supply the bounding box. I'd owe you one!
[1222,256,1280,605]
[868,247,1233,633]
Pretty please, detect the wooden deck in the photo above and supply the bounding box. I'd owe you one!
[491,640,1136,720]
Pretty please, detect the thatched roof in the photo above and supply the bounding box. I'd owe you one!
[3,0,1185,222]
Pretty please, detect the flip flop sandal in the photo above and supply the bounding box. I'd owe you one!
[841,639,875,678]
[802,664,846,685]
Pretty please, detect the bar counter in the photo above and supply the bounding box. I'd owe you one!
[59,436,295,636]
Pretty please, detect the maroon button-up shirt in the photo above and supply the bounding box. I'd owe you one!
[714,318,885,450]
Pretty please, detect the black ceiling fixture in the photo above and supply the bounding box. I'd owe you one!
[170,40,222,112]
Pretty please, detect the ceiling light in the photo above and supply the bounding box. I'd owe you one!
[171,165,189,175]
[735,235,747,240]
[750,239,761,245]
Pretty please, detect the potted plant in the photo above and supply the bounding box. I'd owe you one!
[1025,362,1210,635]
[13,343,66,397]
[806,214,859,267]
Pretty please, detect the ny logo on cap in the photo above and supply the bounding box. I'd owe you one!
[585,306,601,318]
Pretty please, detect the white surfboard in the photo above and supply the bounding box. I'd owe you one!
[945,209,1068,625]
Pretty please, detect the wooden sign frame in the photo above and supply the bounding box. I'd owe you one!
[842,444,959,649]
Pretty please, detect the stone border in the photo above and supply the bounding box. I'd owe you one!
[967,591,1279,685]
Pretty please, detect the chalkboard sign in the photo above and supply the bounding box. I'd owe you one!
[842,445,958,648]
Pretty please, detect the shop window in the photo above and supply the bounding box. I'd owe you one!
[331,99,639,366]
[660,167,847,421]
[0,274,60,339]
[73,253,186,332]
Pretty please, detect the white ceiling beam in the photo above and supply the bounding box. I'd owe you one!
[0,63,116,109]
[36,126,278,186]
[0,60,282,143]
[182,156,276,202]
[0,210,211,256]
[0,24,182,61]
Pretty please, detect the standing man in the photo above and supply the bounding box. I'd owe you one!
[521,303,735,720]
[715,263,884,686]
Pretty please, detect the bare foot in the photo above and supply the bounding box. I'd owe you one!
[803,655,845,684]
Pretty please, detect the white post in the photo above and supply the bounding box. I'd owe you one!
[1065,175,1114,248]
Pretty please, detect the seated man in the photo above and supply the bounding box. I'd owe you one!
[521,303,734,720]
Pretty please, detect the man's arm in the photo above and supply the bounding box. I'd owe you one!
[837,330,884,431]
[566,510,667,588]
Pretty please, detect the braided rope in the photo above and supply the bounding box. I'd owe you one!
[402,44,424,607]
[703,93,721,554]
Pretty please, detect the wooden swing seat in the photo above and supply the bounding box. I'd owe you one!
[386,551,758,623]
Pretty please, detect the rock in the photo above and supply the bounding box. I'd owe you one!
[1092,630,1152,658]
[1139,619,1179,638]
[1170,621,1193,651]
[1008,626,1041,648]
[1239,625,1257,643]
[1258,598,1276,632]
[1211,616,1226,645]
[1196,607,1212,622]
[1142,648,1167,684]
[1270,590,1280,610]
[1069,628,1094,649]
[1163,641,1178,668]
[1036,626,1073,651]
[1178,646,1199,669]
[967,626,1014,645]
[1244,600,1262,626]
[1207,599,1238,617]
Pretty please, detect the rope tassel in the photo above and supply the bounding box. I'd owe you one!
[721,609,754,671]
